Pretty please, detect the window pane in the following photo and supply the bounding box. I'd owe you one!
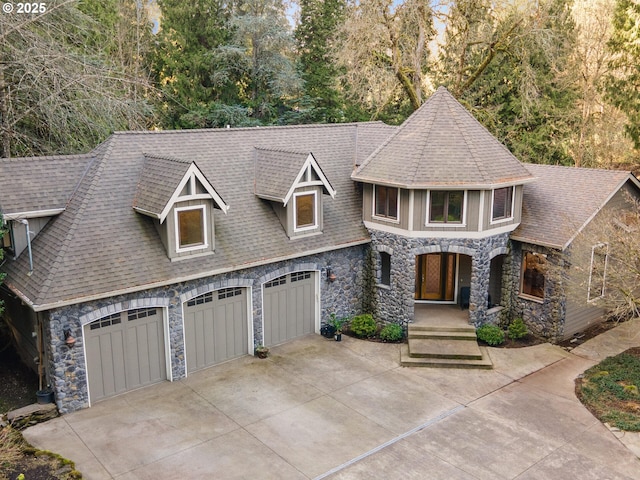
[493,187,513,220]
[387,187,398,218]
[178,209,204,247]
[296,194,315,227]
[522,251,545,298]
[380,252,391,286]
[375,186,387,217]
[447,192,463,223]
[429,191,445,222]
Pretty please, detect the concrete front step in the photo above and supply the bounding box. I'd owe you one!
[408,324,476,333]
[401,345,493,369]
[407,337,484,360]
[408,330,477,341]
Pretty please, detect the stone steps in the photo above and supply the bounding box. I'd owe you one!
[401,324,493,369]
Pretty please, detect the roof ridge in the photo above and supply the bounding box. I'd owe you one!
[449,96,491,183]
[353,88,445,178]
[35,145,111,303]
[112,121,388,136]
[254,146,310,156]
[142,152,192,164]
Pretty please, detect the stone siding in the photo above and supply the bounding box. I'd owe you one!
[505,241,565,341]
[369,230,510,327]
[45,245,367,414]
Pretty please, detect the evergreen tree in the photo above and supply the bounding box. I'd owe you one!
[606,0,640,149]
[150,0,235,128]
[295,0,348,122]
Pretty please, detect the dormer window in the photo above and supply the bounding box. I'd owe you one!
[492,186,514,223]
[254,148,335,239]
[176,206,207,251]
[374,185,398,220]
[133,154,228,260]
[294,191,317,231]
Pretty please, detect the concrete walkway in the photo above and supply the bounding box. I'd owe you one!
[24,319,640,479]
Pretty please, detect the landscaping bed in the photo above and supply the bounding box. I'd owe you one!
[575,347,640,431]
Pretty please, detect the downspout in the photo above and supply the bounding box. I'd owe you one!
[18,219,33,275]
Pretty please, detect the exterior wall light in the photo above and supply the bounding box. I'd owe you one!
[326,267,337,282]
[64,329,76,348]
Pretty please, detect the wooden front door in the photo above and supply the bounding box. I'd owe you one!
[415,253,456,301]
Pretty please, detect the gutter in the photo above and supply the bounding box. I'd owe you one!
[9,238,373,312]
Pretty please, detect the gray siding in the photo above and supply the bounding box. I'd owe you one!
[414,190,480,232]
[362,184,409,230]
[8,217,51,259]
[564,300,605,340]
[483,185,523,232]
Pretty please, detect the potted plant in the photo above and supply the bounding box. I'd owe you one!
[328,313,347,342]
[255,344,269,358]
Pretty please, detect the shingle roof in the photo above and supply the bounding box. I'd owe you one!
[0,154,93,216]
[133,154,192,217]
[352,87,534,188]
[3,122,396,310]
[512,164,636,249]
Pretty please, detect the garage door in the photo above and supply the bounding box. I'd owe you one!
[263,271,316,346]
[85,308,167,402]
[184,287,248,373]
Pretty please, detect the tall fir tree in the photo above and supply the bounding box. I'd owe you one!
[606,0,640,149]
[295,0,348,122]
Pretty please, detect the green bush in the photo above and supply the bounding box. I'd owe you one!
[508,317,529,340]
[476,324,505,346]
[379,323,404,342]
[349,314,377,338]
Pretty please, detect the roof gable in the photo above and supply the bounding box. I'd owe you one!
[133,154,229,222]
[352,87,534,188]
[254,148,336,205]
[512,164,639,249]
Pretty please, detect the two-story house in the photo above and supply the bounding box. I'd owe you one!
[2,87,639,413]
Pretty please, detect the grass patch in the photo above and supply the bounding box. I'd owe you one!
[576,347,640,431]
[0,426,82,479]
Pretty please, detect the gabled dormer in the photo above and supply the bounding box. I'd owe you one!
[254,148,336,238]
[133,154,228,260]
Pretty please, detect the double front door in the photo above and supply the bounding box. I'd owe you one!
[415,253,456,301]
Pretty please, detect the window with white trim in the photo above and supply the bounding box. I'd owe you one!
[492,186,514,222]
[294,191,317,231]
[374,185,399,220]
[175,205,207,252]
[588,243,608,302]
[428,191,464,224]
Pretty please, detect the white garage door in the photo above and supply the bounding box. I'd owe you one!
[184,287,248,373]
[85,308,167,402]
[263,271,316,346]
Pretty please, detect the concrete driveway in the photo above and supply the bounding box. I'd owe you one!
[24,319,640,479]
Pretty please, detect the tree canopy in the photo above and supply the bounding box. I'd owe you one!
[0,0,638,172]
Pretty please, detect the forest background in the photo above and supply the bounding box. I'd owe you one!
[0,0,639,173]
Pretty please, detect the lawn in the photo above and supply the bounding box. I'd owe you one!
[576,347,640,431]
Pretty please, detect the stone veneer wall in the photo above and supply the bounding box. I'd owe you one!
[45,245,367,413]
[505,241,565,341]
[369,230,510,327]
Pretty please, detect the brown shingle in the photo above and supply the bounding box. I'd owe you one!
[352,87,533,188]
[513,164,634,249]
[3,122,395,309]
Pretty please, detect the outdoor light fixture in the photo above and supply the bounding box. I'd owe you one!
[63,329,76,348]
[326,267,336,283]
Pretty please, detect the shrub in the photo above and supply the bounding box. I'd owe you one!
[508,317,528,340]
[379,323,404,342]
[476,324,505,346]
[349,314,377,338]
